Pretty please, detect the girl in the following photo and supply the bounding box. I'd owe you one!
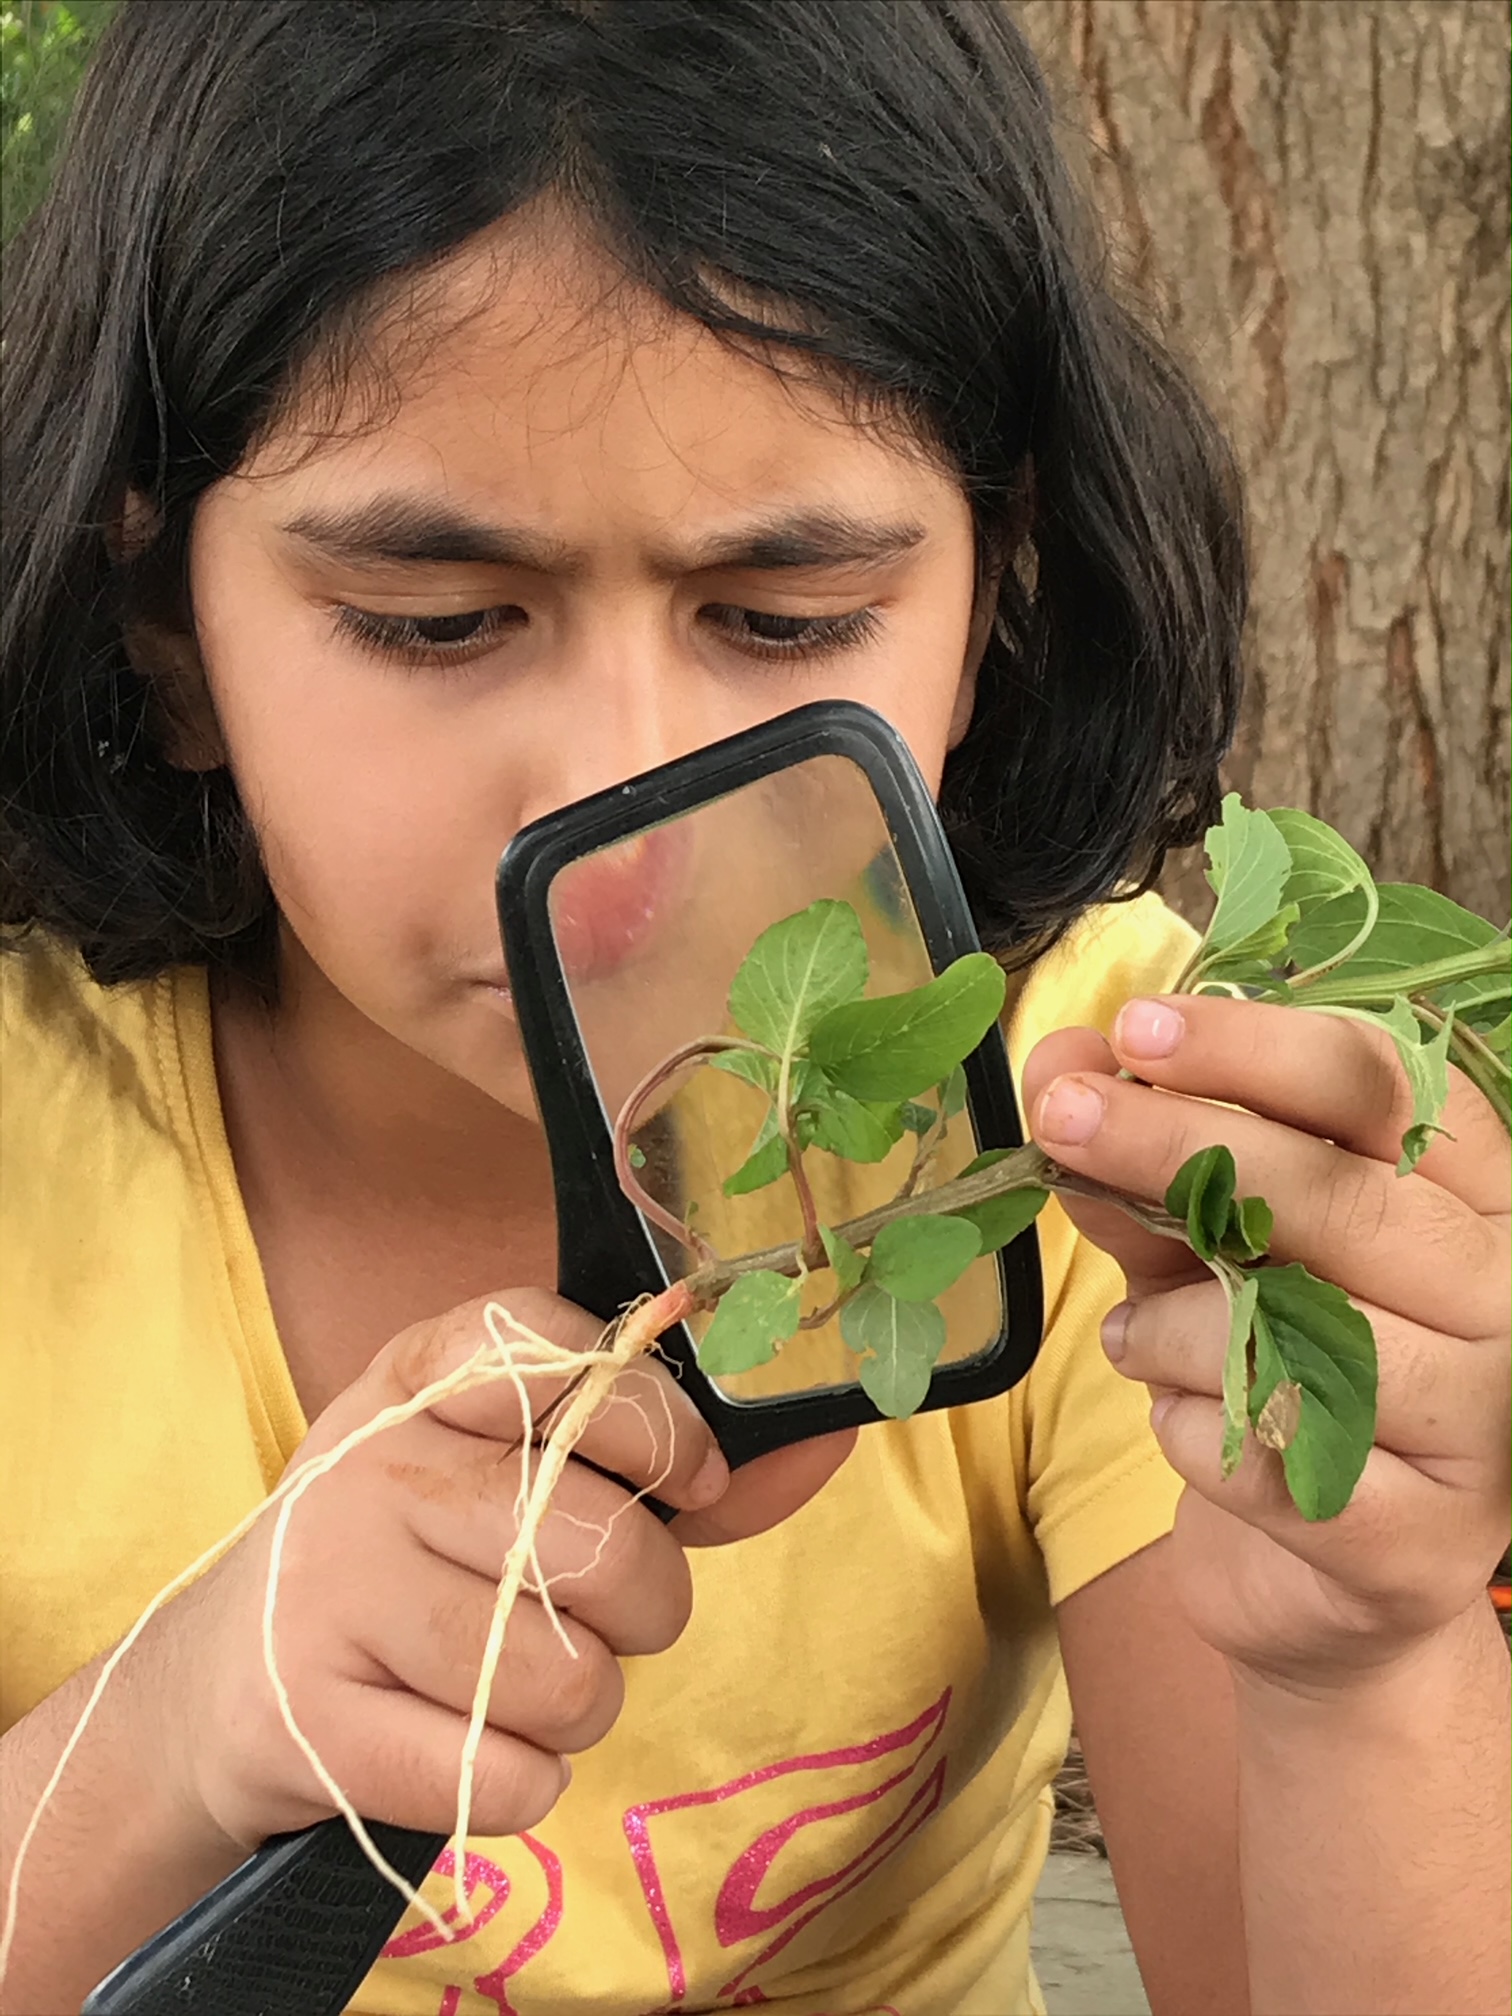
[1,4,1506,2012]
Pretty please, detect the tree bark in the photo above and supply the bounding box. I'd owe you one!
[1012,0,1510,925]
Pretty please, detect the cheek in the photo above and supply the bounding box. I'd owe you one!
[866,579,979,791]
[195,594,510,981]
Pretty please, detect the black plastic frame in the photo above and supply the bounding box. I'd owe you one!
[498,699,1044,1467]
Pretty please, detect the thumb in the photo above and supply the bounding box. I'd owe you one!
[1021,1025,1203,1297]
[671,1431,858,1548]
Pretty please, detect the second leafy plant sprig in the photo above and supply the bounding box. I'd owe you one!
[612,798,1510,1524]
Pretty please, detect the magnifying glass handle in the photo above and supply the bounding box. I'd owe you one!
[81,1818,447,2015]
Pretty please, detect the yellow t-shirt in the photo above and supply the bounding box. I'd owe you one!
[1,896,1193,2016]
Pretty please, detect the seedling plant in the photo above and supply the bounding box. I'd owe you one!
[647,796,1510,1527]
[2,797,1507,1959]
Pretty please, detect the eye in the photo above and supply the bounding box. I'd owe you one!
[701,604,881,660]
[331,604,524,665]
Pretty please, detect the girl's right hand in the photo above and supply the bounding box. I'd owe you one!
[153,1289,848,1852]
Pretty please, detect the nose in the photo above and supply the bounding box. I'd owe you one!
[511,612,752,827]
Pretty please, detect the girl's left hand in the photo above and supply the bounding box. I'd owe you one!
[1023,994,1511,1687]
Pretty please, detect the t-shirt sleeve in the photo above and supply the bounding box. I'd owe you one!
[1019,1206,1183,1606]
[1003,892,1201,1606]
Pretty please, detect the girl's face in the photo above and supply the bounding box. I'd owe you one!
[188,217,988,1115]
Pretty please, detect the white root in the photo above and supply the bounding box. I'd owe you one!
[444,1302,669,1919]
[258,1345,518,1939]
[1,1289,688,1979]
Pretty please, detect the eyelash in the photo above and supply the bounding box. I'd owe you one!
[331,604,524,665]
[330,602,882,668]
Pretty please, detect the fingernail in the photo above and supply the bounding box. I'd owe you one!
[688,1444,730,1508]
[1150,1394,1177,1434]
[1100,1302,1131,1362]
[1115,999,1185,1060]
[1035,1076,1105,1146]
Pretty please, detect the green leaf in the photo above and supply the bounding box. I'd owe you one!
[960,1186,1048,1256]
[899,1100,939,1136]
[711,1052,831,1189]
[714,1046,906,1184]
[1192,962,1294,1002]
[721,1112,789,1196]
[941,1063,968,1119]
[1248,1265,1377,1522]
[627,1143,647,1170]
[727,900,869,1059]
[952,1150,1050,1254]
[1266,806,1374,913]
[808,953,1007,1101]
[1286,882,1500,983]
[1332,996,1455,1174]
[1201,794,1295,956]
[840,1285,947,1417]
[697,1269,802,1375]
[712,1052,829,1103]
[1226,1195,1274,1263]
[1166,1149,1276,1264]
[867,1214,981,1302]
[1481,1015,1511,1058]
[1396,1122,1440,1172]
[1432,974,1510,1034]
[1394,1007,1456,1174]
[1195,903,1299,982]
[1219,1272,1259,1477]
[805,1087,903,1163]
[709,1048,779,1093]
[819,1222,867,1293]
[1164,1145,1237,1263]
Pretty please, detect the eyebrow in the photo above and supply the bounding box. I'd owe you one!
[281,498,573,570]
[279,495,928,575]
[683,510,928,572]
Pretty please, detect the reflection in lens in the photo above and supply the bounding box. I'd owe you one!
[549,755,1006,1404]
[548,820,690,985]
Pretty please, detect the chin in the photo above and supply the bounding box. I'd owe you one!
[449,1015,544,1123]
[370,986,544,1124]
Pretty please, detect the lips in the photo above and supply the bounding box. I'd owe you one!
[548,821,688,984]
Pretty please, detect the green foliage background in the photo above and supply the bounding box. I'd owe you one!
[1,0,116,240]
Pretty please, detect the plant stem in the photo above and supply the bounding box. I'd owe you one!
[1295,942,1508,1006]
[776,1048,823,1268]
[1283,878,1380,990]
[799,1295,844,1332]
[896,1100,948,1201]
[611,1035,768,1260]
[681,1144,1186,1303]
[1171,943,1208,994]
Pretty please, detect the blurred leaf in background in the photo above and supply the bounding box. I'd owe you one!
[2,0,116,241]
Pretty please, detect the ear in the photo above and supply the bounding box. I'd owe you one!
[114,487,227,772]
[948,566,1002,752]
[950,466,1034,752]
[124,618,228,771]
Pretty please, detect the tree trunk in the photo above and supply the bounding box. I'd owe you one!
[1012,0,1510,925]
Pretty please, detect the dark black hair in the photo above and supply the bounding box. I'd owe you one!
[0,0,1245,987]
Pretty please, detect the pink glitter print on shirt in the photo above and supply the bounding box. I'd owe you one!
[379,1847,512,1959]
[378,1834,564,2016]
[470,1832,565,2016]
[622,1687,950,2004]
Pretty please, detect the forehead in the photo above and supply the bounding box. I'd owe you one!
[243,210,966,536]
